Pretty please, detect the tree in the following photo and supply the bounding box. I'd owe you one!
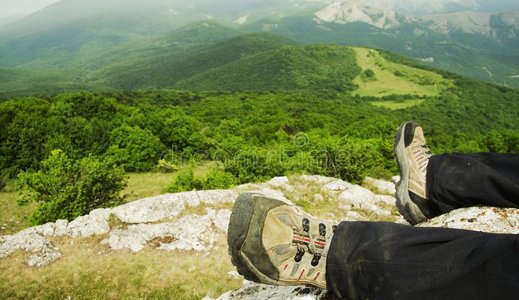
[17,150,127,225]
[105,125,165,172]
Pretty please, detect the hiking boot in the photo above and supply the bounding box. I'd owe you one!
[228,193,337,289]
[394,121,439,225]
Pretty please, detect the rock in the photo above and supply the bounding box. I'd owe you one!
[298,175,335,186]
[217,282,327,300]
[321,180,353,192]
[345,211,364,221]
[111,190,238,224]
[338,185,378,211]
[54,220,70,236]
[374,195,396,206]
[35,223,58,237]
[0,231,61,267]
[364,177,396,195]
[313,194,324,202]
[266,176,295,193]
[67,208,111,237]
[111,194,186,224]
[227,270,242,279]
[212,209,232,233]
[419,207,519,233]
[2,172,519,298]
[183,190,239,208]
[102,209,230,252]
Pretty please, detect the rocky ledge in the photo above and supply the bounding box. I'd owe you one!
[1,175,518,299]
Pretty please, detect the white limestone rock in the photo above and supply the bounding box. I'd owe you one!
[217,282,326,300]
[0,231,61,267]
[338,185,378,210]
[213,209,232,233]
[102,209,230,252]
[364,177,396,195]
[419,207,519,233]
[67,208,111,237]
[111,190,237,224]
[54,219,70,236]
[321,179,353,192]
[266,176,295,193]
[111,193,186,224]
[183,190,239,208]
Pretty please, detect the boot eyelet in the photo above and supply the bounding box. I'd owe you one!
[302,218,310,232]
[294,249,305,262]
[311,253,321,266]
[319,223,326,236]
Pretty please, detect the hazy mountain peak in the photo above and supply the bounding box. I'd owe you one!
[421,10,519,36]
[314,1,404,29]
[421,11,492,35]
[500,11,519,28]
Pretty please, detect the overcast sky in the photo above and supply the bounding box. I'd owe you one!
[1,0,517,21]
[0,0,60,20]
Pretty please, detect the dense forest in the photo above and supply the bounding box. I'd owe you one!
[2,81,517,181]
[1,39,518,225]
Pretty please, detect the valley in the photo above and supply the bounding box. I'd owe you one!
[0,1,518,299]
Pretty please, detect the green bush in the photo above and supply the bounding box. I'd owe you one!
[163,167,203,193]
[164,166,238,193]
[17,150,127,225]
[203,167,238,190]
[361,69,376,81]
[105,125,165,172]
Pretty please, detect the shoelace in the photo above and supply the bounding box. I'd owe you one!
[292,218,335,267]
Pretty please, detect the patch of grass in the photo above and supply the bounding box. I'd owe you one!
[281,176,343,221]
[123,172,174,202]
[0,180,35,235]
[352,47,451,97]
[1,172,178,235]
[370,99,425,110]
[0,235,241,299]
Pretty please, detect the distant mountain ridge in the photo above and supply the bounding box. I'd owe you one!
[313,1,518,37]
[0,0,518,94]
[251,1,518,86]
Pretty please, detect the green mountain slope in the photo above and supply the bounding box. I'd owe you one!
[247,14,519,88]
[0,25,516,97]
[92,32,294,89]
[176,45,360,91]
[0,22,242,96]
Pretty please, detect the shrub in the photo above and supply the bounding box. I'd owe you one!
[105,125,165,172]
[17,150,127,225]
[361,69,376,81]
[163,167,202,193]
[203,167,238,190]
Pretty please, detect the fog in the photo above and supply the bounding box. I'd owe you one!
[1,0,517,22]
[0,0,60,19]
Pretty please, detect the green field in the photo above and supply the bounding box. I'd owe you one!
[370,99,426,110]
[352,48,451,101]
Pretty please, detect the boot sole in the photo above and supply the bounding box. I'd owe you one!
[393,122,426,225]
[227,193,286,283]
[227,192,260,282]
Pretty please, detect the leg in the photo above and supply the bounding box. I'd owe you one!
[427,153,519,213]
[394,121,519,224]
[327,221,519,300]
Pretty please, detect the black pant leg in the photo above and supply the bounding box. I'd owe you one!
[326,221,519,300]
[427,153,519,213]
